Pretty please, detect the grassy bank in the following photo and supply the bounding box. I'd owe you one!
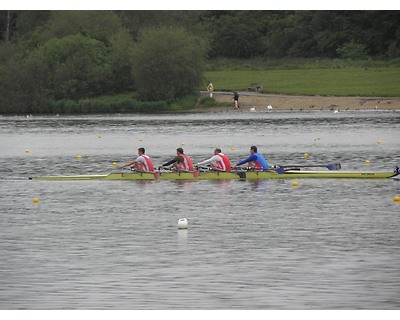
[34,59,400,114]
[45,93,207,114]
[205,58,400,97]
[46,93,167,114]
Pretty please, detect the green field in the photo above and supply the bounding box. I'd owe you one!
[205,67,400,97]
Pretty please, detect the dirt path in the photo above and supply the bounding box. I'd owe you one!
[196,91,400,112]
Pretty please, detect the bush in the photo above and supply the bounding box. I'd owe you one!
[336,41,368,60]
[132,26,207,101]
[46,94,168,114]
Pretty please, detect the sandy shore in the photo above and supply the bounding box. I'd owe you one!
[196,91,400,112]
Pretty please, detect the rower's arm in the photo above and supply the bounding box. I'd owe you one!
[118,160,135,169]
[236,154,256,166]
[198,155,218,166]
[161,159,177,167]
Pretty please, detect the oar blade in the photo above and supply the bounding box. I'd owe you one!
[326,163,341,170]
[274,167,285,174]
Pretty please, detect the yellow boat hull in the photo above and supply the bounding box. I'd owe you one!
[245,170,398,180]
[30,172,157,181]
[30,170,398,181]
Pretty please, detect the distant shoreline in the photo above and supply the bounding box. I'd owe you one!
[196,91,400,112]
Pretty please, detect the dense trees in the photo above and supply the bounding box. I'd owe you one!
[132,27,207,101]
[2,11,399,59]
[209,10,400,59]
[0,11,136,113]
[0,10,399,113]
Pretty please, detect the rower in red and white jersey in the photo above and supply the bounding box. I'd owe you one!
[196,148,231,172]
[159,147,194,171]
[118,147,154,172]
[173,156,186,171]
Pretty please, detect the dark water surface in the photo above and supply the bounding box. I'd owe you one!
[1,111,399,309]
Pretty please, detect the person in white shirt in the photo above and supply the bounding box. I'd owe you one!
[196,148,231,172]
[118,147,154,172]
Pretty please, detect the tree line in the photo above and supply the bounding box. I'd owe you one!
[0,11,399,114]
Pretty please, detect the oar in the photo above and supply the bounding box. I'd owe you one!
[195,165,211,172]
[276,163,342,174]
[119,167,157,174]
[158,167,199,174]
[196,165,227,172]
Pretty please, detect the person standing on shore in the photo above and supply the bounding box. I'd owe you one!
[233,91,240,111]
[207,83,214,98]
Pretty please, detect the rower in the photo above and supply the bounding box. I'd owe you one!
[118,147,154,172]
[171,156,186,171]
[233,145,269,171]
[196,148,231,172]
[158,147,194,171]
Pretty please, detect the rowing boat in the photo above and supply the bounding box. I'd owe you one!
[29,169,399,181]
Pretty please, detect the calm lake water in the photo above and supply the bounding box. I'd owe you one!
[0,110,399,309]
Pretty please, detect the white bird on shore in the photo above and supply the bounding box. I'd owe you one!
[267,105,273,110]
[249,106,256,112]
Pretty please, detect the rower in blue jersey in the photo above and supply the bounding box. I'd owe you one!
[234,145,269,170]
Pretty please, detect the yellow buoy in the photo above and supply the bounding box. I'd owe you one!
[292,181,298,187]
[76,155,81,159]
[181,143,185,146]
[377,140,381,144]
[230,147,235,151]
[317,137,321,140]
[394,196,400,203]
[33,197,39,204]
[25,149,30,153]
[303,153,309,158]
[98,135,102,138]
[365,160,370,165]
[112,162,117,167]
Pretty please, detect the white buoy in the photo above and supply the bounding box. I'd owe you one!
[267,104,273,110]
[249,106,256,112]
[177,218,188,229]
